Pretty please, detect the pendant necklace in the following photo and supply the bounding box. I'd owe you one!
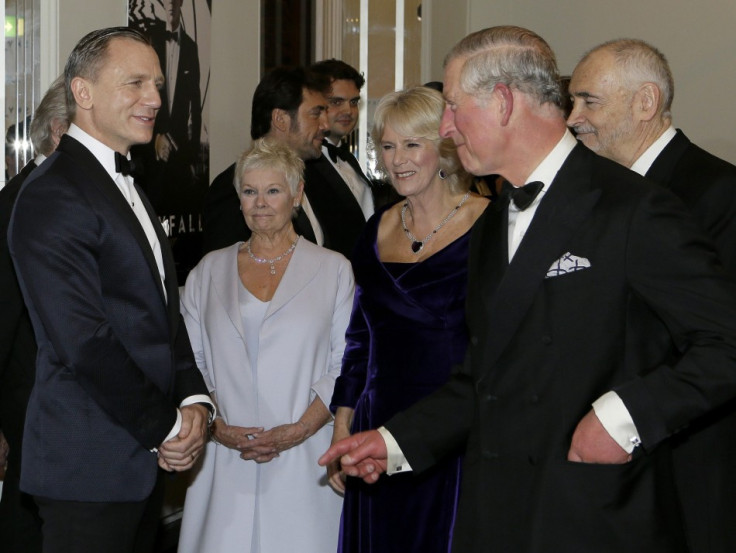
[401,192,470,254]
[246,236,299,275]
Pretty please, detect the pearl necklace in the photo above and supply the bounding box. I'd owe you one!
[401,192,470,254]
[246,236,299,275]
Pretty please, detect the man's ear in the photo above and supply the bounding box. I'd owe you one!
[271,108,290,133]
[50,117,68,149]
[633,82,660,122]
[70,77,93,111]
[494,83,515,126]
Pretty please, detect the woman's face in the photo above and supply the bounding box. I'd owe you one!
[380,123,442,199]
[239,168,299,235]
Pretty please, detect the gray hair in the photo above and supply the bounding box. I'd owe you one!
[583,39,674,118]
[445,25,563,108]
[371,86,471,194]
[234,138,305,197]
[30,75,69,156]
[64,27,151,120]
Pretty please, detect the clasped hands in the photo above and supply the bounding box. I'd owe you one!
[157,404,209,472]
[211,418,310,463]
[318,410,631,485]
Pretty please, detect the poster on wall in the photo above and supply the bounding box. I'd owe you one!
[128,0,211,281]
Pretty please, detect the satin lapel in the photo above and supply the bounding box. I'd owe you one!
[477,146,602,382]
[265,240,319,320]
[58,136,170,319]
[645,130,690,187]
[137,187,178,328]
[306,157,366,222]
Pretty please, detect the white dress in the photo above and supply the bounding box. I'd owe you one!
[177,240,354,553]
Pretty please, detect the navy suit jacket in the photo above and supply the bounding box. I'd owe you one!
[8,135,208,502]
[386,144,736,553]
[645,129,736,553]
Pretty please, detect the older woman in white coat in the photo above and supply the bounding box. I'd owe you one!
[177,138,353,553]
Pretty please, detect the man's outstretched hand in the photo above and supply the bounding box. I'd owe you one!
[318,429,388,484]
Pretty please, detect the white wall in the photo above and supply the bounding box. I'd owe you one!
[465,0,736,164]
[55,0,259,180]
[52,0,736,167]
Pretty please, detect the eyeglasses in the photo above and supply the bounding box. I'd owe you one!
[327,97,361,108]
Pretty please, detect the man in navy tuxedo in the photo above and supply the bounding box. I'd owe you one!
[321,26,736,553]
[8,27,213,553]
[568,38,736,553]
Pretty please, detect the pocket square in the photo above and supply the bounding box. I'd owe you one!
[546,252,591,278]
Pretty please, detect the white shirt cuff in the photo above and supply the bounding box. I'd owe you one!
[378,426,412,474]
[592,391,642,454]
[151,395,216,453]
[180,394,217,423]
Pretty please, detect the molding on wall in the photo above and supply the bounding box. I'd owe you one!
[318,0,343,60]
[40,0,60,91]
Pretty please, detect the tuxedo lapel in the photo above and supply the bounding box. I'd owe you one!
[307,156,366,219]
[476,146,602,381]
[645,129,690,187]
[137,187,178,327]
[58,136,170,315]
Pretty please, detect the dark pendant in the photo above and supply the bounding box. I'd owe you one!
[411,241,423,253]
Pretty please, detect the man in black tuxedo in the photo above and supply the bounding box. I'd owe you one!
[8,27,213,553]
[306,59,399,256]
[320,26,736,553]
[202,66,330,253]
[0,75,67,553]
[568,38,736,553]
[133,0,202,212]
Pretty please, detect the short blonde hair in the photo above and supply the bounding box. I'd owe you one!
[371,86,470,194]
[234,137,305,196]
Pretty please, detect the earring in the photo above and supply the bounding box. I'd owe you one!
[438,169,447,180]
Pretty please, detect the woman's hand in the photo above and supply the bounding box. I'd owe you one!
[327,424,351,493]
[211,418,264,452]
[241,422,310,463]
[326,406,355,493]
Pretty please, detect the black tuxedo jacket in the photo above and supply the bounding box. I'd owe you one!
[8,135,208,502]
[0,160,42,548]
[303,154,368,258]
[645,129,736,553]
[386,144,736,553]
[0,161,38,460]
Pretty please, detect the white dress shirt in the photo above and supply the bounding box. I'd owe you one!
[323,138,375,219]
[629,125,677,177]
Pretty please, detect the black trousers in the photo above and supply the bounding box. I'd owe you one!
[0,459,43,553]
[34,471,165,553]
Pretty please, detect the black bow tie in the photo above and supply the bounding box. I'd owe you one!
[324,140,352,164]
[165,30,179,43]
[502,180,544,211]
[114,152,142,179]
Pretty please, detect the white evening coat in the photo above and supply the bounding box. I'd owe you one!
[177,240,354,553]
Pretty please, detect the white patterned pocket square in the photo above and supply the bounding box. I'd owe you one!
[546,252,591,278]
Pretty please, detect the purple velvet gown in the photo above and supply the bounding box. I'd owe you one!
[331,205,469,553]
